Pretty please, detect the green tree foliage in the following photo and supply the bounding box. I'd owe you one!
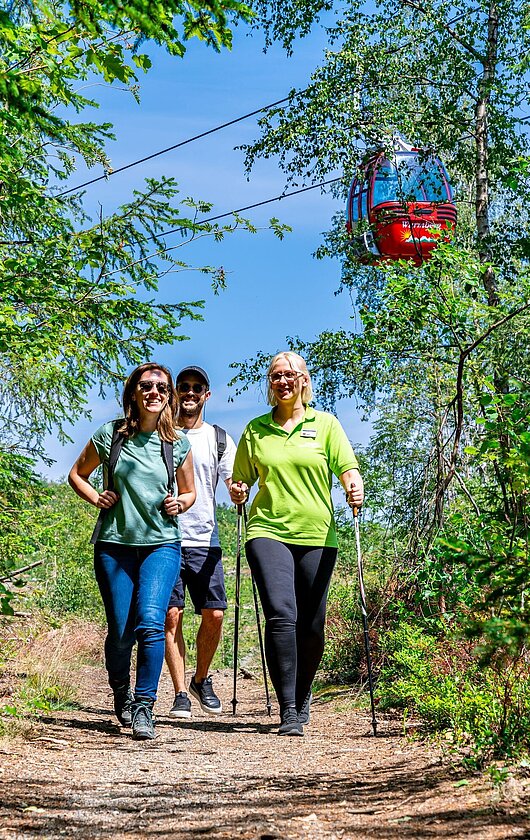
[0,0,294,607]
[228,0,530,754]
[0,0,293,457]
[0,452,44,614]
[33,483,103,620]
[233,0,530,636]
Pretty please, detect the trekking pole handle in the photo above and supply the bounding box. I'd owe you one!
[230,480,248,507]
[346,481,363,513]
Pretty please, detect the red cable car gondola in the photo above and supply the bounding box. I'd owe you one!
[346,139,457,263]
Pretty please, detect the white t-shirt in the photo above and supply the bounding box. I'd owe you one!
[179,422,236,548]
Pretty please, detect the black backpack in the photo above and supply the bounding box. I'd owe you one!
[90,421,227,543]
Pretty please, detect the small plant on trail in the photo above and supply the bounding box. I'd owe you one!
[17,675,77,713]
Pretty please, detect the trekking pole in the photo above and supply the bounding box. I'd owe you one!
[231,503,243,715]
[251,574,272,716]
[241,505,272,717]
[351,501,378,737]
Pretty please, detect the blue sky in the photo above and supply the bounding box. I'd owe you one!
[41,20,371,492]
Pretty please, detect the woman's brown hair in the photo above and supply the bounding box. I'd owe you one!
[118,362,179,442]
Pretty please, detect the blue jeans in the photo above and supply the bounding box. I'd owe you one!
[94,542,181,702]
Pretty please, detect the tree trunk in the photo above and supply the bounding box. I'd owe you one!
[475,0,499,306]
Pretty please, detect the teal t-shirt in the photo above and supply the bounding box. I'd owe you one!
[91,421,191,546]
[233,407,359,547]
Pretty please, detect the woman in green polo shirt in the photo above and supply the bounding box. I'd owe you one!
[230,351,364,736]
[69,362,196,741]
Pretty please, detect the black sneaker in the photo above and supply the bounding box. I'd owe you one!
[169,691,192,719]
[189,675,222,715]
[113,683,134,727]
[297,692,312,725]
[131,699,155,740]
[278,706,304,736]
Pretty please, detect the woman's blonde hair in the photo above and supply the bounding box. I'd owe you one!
[267,351,314,406]
[119,362,179,441]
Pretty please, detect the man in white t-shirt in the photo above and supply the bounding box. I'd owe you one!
[165,365,236,717]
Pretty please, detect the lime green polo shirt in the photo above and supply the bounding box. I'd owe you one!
[233,407,359,547]
[92,421,191,546]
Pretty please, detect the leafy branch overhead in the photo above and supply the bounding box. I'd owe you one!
[0,0,290,456]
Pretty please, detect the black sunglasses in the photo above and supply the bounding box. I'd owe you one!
[138,380,170,395]
[177,381,207,394]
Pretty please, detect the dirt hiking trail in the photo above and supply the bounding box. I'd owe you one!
[1,657,530,840]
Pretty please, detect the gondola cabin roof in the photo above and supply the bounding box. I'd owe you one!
[346,146,457,264]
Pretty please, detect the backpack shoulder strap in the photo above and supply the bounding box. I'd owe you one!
[106,420,125,492]
[160,439,175,495]
[90,419,124,545]
[213,424,227,463]
[212,424,227,491]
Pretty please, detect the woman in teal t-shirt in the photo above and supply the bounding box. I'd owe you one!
[230,351,364,737]
[69,362,195,741]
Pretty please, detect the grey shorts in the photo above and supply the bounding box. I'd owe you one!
[168,546,227,614]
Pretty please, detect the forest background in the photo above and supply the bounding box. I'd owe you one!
[1,0,530,772]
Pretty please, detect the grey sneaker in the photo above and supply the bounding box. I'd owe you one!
[189,676,222,715]
[169,691,192,719]
[113,683,134,727]
[131,699,155,740]
[298,692,312,725]
[278,706,304,736]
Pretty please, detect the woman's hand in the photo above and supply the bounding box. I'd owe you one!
[346,484,364,508]
[96,490,120,509]
[229,481,248,505]
[164,494,183,516]
[172,449,196,515]
[340,468,364,509]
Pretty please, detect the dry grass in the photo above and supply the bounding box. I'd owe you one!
[0,616,104,736]
[20,619,103,668]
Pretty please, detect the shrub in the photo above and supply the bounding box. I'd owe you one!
[321,578,365,681]
[0,452,44,614]
[378,622,530,761]
[32,484,103,620]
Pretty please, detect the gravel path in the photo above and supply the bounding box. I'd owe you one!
[1,663,529,839]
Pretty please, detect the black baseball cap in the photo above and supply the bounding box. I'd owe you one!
[176,365,210,388]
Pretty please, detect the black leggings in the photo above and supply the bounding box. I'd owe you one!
[245,538,337,712]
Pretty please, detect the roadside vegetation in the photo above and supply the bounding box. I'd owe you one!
[1,0,530,783]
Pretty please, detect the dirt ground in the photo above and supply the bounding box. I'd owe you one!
[1,655,530,840]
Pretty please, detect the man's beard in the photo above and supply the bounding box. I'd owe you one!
[179,402,201,419]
